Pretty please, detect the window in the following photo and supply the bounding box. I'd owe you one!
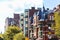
[25,21,28,24]
[25,27,28,30]
[25,16,28,18]
[25,24,28,27]
[21,19,23,21]
[45,14,48,19]
[21,14,23,16]
[33,20,35,24]
[48,24,51,27]
[25,18,28,21]
[49,16,54,20]
[49,16,51,20]
[25,12,28,15]
[21,24,23,26]
[52,16,54,20]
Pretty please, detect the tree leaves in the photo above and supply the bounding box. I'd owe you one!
[3,25,24,40]
[13,32,24,40]
[54,12,60,37]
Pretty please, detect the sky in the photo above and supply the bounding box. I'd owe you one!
[0,0,60,33]
[0,0,43,33]
[43,0,60,10]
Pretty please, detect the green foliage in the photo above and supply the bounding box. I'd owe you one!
[0,34,3,38]
[3,25,24,40]
[0,34,3,40]
[13,32,25,40]
[54,12,60,37]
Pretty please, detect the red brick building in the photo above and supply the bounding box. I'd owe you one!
[14,14,20,26]
[29,7,38,17]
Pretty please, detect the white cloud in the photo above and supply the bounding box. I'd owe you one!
[0,0,43,33]
[0,2,14,33]
[8,0,43,12]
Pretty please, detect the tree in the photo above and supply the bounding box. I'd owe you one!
[0,34,3,38]
[0,34,3,40]
[3,25,24,40]
[13,32,25,40]
[54,12,60,37]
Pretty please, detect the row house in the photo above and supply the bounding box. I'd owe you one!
[29,6,55,39]
[24,7,38,38]
[5,6,56,40]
